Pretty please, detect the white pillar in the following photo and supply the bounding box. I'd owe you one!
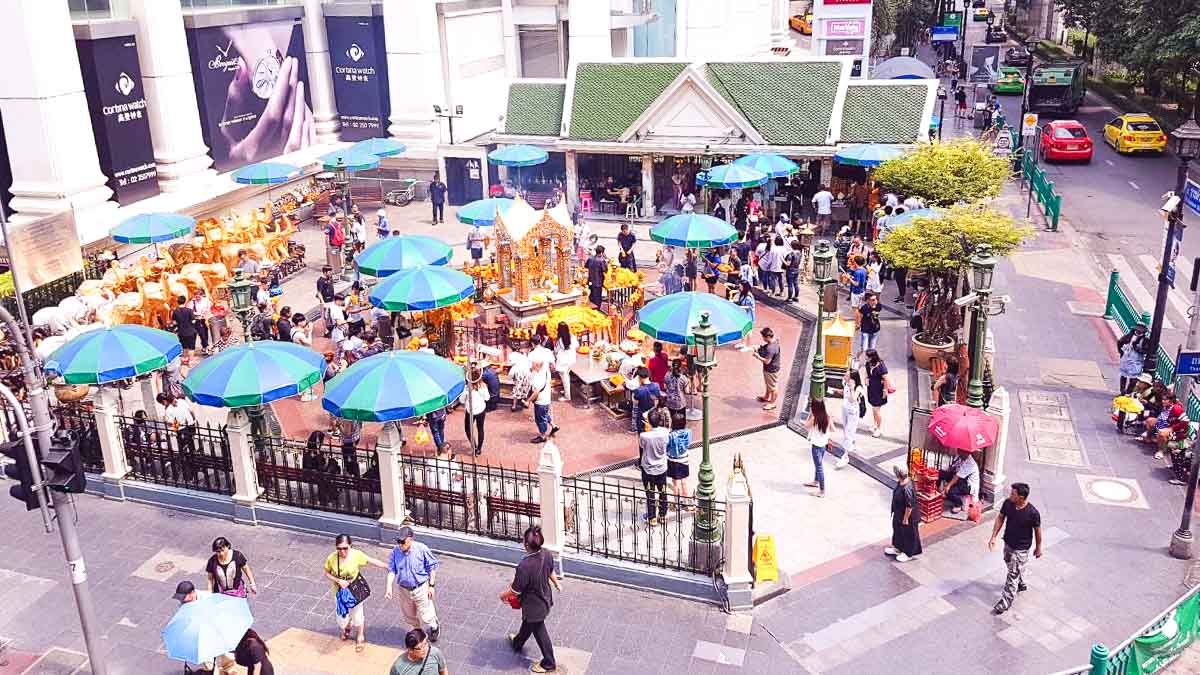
[820,159,833,187]
[568,0,612,63]
[770,0,790,48]
[0,0,116,233]
[500,0,520,79]
[140,377,159,421]
[93,386,129,488]
[641,155,655,218]
[383,0,443,158]
[375,422,410,530]
[722,466,754,611]
[538,440,566,574]
[983,386,1011,502]
[225,409,261,523]
[127,0,216,191]
[301,0,341,143]
[564,151,579,210]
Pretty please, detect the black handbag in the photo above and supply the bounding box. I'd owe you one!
[338,557,372,603]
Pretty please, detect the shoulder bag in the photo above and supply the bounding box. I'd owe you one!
[338,556,372,604]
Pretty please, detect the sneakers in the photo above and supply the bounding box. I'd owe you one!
[1017,582,1027,593]
[992,605,1007,616]
[871,428,882,438]
[883,546,898,556]
[549,426,560,438]
[1154,451,1165,460]
[531,436,547,444]
[429,625,440,642]
[895,553,912,563]
[835,453,850,469]
[530,665,556,673]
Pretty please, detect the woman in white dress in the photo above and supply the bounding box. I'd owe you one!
[552,322,578,402]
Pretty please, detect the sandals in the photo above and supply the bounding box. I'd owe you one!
[762,403,777,410]
[355,639,366,653]
[341,627,352,641]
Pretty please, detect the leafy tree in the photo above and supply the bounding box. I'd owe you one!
[875,205,1033,344]
[871,140,1011,207]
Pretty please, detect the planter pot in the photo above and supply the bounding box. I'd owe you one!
[911,334,955,369]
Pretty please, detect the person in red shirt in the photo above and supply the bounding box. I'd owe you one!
[647,341,669,387]
[1145,393,1185,459]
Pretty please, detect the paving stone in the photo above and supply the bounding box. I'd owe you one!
[692,640,746,667]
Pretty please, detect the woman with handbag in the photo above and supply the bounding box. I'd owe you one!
[864,349,894,438]
[206,537,257,597]
[502,526,562,673]
[323,533,388,653]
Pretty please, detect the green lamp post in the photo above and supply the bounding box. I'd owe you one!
[810,241,835,400]
[691,311,721,544]
[225,269,256,342]
[966,244,997,409]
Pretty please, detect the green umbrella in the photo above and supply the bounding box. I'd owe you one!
[367,265,475,312]
[354,235,452,277]
[637,292,752,345]
[322,351,466,422]
[110,213,195,244]
[182,341,325,408]
[44,325,181,384]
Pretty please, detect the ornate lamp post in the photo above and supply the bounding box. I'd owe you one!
[810,241,835,400]
[332,158,355,280]
[691,311,720,545]
[225,270,256,342]
[966,244,997,409]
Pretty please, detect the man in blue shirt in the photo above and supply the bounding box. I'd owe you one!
[480,361,501,411]
[429,172,447,225]
[385,526,442,642]
[847,254,868,312]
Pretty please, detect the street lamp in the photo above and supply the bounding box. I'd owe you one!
[330,158,356,280]
[810,241,835,400]
[225,269,256,342]
[691,311,720,546]
[966,244,997,409]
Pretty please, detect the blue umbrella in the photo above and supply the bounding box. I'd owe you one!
[368,265,476,312]
[637,292,753,346]
[231,162,302,185]
[698,164,769,190]
[487,144,549,167]
[650,214,738,249]
[834,143,907,167]
[350,138,407,158]
[456,198,515,226]
[320,150,381,173]
[182,341,326,408]
[885,207,943,229]
[110,213,195,244]
[323,350,466,422]
[355,235,453,277]
[44,325,181,385]
[733,153,800,179]
[162,593,253,664]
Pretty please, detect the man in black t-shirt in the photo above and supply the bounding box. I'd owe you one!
[617,223,637,271]
[989,482,1043,614]
[585,245,608,309]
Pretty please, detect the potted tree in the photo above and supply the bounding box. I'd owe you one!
[875,203,1031,368]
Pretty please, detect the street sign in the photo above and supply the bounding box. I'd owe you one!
[1177,351,1200,377]
[1185,178,1200,218]
[932,26,959,42]
[943,12,962,28]
[1021,113,1039,137]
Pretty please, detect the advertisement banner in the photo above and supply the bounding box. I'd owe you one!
[325,15,391,141]
[1126,594,1200,675]
[186,19,313,172]
[819,18,866,38]
[970,45,1001,83]
[75,35,159,205]
[825,39,865,57]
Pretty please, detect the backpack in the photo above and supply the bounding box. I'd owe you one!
[328,221,345,247]
[855,386,867,417]
[250,314,274,341]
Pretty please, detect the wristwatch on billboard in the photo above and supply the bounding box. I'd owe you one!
[251,50,284,100]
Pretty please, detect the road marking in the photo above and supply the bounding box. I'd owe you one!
[1130,181,1141,190]
[1132,252,1190,324]
[1105,159,1114,167]
[1109,254,1174,329]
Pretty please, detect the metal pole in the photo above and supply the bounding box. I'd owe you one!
[1016,46,1036,154]
[966,292,990,408]
[1144,159,1189,376]
[693,366,718,543]
[1170,184,1198,559]
[0,207,36,349]
[0,307,108,675]
[938,96,946,140]
[811,283,827,400]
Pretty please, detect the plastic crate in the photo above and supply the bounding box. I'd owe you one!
[917,490,945,524]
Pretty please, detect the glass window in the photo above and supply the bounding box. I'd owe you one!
[519,28,561,78]
[69,0,129,20]
[181,0,301,10]
[1052,126,1087,140]
[1128,121,1161,132]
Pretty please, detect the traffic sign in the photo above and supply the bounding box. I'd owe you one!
[943,12,962,28]
[1185,178,1200,218]
[1177,351,1200,377]
[1021,113,1039,137]
[932,26,959,42]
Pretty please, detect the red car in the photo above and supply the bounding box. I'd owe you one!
[1039,120,1094,163]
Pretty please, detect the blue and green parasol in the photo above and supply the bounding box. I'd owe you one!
[320,150,381,173]
[322,350,466,422]
[487,144,549,167]
[182,341,325,408]
[698,163,769,190]
[732,153,800,178]
[637,292,753,346]
[231,162,302,185]
[650,214,738,249]
[833,143,907,167]
[44,325,182,384]
[456,198,514,226]
[354,235,453,277]
[110,213,195,244]
[367,265,475,312]
[350,138,407,158]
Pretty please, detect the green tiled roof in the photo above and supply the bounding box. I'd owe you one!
[567,62,686,140]
[839,84,928,143]
[704,61,843,146]
[504,82,566,136]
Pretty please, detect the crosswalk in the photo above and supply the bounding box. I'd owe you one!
[1105,252,1199,332]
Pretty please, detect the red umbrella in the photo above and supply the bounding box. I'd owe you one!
[928,403,998,450]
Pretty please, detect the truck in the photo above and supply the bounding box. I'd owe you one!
[1027,61,1087,115]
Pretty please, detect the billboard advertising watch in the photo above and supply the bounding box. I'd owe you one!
[186,18,313,172]
[325,15,391,141]
[75,34,160,206]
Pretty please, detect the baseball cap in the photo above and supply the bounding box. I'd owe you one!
[395,526,415,542]
[172,580,195,602]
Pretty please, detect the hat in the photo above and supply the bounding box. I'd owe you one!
[395,526,415,542]
[779,213,790,222]
[1137,373,1153,384]
[172,580,195,602]
[377,209,386,217]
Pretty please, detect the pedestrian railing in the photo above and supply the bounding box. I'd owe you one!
[399,452,540,543]
[561,474,724,574]
[254,433,383,518]
[1103,270,1152,337]
[116,415,234,495]
[1049,584,1200,675]
[1021,150,1064,231]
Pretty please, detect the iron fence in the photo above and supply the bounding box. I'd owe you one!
[254,433,383,518]
[0,402,103,473]
[0,256,106,318]
[399,451,540,542]
[561,474,725,573]
[117,415,234,494]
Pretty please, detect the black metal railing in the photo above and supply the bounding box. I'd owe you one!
[0,256,106,318]
[117,415,234,494]
[400,451,540,542]
[254,433,383,518]
[0,402,103,474]
[561,474,725,573]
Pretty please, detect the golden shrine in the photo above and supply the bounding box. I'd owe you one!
[491,195,581,323]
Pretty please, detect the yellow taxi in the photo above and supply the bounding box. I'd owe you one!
[1102,113,1168,154]
[789,13,813,35]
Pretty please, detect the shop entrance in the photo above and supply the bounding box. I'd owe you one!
[445,157,484,206]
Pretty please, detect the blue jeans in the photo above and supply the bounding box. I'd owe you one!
[860,331,879,353]
[811,443,826,491]
[534,403,552,436]
[429,417,445,449]
[786,271,799,299]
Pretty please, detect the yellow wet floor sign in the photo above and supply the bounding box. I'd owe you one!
[753,534,778,582]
